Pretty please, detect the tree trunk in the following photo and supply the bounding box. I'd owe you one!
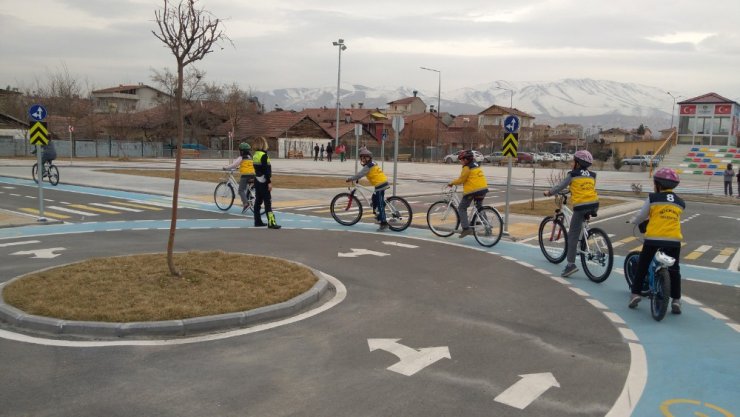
[166,61,185,277]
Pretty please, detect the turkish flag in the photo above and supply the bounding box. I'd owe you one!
[680,105,696,115]
[715,104,731,114]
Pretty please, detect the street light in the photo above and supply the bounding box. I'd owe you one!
[333,39,347,148]
[495,85,514,110]
[666,91,681,129]
[420,66,441,161]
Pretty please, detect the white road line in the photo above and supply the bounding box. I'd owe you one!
[700,307,729,321]
[730,247,740,272]
[569,287,589,297]
[712,254,730,264]
[681,296,701,306]
[0,240,40,248]
[603,311,626,324]
[585,298,608,310]
[382,241,418,248]
[516,261,535,268]
[533,268,550,275]
[618,328,639,342]
[90,203,143,212]
[550,276,570,285]
[728,323,740,333]
[605,342,646,417]
[694,245,712,253]
[295,206,326,211]
[48,206,99,216]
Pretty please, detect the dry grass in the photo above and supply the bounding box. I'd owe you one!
[99,169,366,189]
[501,197,625,217]
[3,251,317,322]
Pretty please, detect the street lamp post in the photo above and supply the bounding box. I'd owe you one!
[333,39,347,148]
[666,91,681,129]
[420,66,441,162]
[495,86,514,110]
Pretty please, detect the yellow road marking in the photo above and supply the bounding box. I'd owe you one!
[618,236,637,244]
[719,247,734,256]
[112,201,164,210]
[629,244,643,252]
[66,204,119,214]
[19,208,71,219]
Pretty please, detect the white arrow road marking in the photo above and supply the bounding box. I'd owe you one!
[382,241,418,248]
[368,338,450,376]
[11,248,66,259]
[0,240,40,248]
[494,372,560,410]
[338,248,390,258]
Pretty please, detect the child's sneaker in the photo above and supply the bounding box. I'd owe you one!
[671,299,682,314]
[377,223,389,232]
[459,228,474,238]
[628,294,641,309]
[561,263,578,277]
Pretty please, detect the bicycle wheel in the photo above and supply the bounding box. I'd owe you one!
[47,164,59,186]
[32,163,39,184]
[538,216,568,263]
[623,251,640,290]
[214,182,235,211]
[330,192,362,225]
[651,268,671,321]
[243,189,265,215]
[384,196,413,231]
[580,227,614,283]
[472,206,503,247]
[426,201,459,237]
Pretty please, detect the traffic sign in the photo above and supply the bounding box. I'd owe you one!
[504,115,519,133]
[392,115,405,133]
[68,125,74,133]
[29,121,49,146]
[29,104,47,122]
[502,133,518,157]
[354,123,362,136]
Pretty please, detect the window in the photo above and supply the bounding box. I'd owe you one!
[712,117,730,135]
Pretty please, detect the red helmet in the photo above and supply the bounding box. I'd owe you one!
[653,167,680,189]
[574,150,593,167]
[458,150,474,161]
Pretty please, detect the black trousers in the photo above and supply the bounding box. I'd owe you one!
[632,241,681,299]
[254,181,272,221]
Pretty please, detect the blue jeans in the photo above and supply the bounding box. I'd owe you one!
[371,189,386,224]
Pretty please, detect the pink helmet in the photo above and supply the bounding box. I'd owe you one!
[574,150,593,167]
[653,167,680,189]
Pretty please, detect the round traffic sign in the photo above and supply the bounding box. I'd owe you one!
[29,104,47,122]
[504,115,520,133]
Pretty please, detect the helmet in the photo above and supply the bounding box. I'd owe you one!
[239,142,251,151]
[574,150,593,168]
[458,150,474,161]
[359,149,373,158]
[653,167,680,189]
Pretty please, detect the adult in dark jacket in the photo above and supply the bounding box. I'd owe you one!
[326,142,334,162]
[252,137,281,229]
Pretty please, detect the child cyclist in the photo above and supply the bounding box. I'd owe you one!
[222,142,256,213]
[627,168,685,313]
[346,149,391,231]
[447,150,489,238]
[543,150,599,277]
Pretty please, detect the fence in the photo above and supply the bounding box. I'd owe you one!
[0,138,165,158]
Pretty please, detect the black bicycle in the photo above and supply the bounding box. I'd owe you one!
[32,160,60,186]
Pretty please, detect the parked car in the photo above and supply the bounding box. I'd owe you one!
[485,151,507,164]
[182,143,209,150]
[516,152,534,164]
[443,150,485,164]
[538,152,556,162]
[554,153,573,162]
[622,155,658,167]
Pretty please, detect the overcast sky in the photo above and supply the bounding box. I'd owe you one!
[2,0,740,101]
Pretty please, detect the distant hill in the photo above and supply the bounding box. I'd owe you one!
[254,78,693,131]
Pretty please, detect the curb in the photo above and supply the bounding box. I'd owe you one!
[0,269,331,339]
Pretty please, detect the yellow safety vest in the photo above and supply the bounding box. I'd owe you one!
[239,158,255,175]
[645,191,684,243]
[569,169,598,208]
[450,162,488,195]
[365,162,389,189]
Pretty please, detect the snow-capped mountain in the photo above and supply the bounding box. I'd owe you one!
[254,78,687,130]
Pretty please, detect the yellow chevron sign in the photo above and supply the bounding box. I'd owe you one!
[29,121,49,146]
[502,133,518,157]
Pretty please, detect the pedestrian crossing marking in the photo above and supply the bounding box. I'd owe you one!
[18,208,71,219]
[66,204,119,214]
[113,201,164,210]
[612,236,637,248]
[90,203,143,212]
[712,247,736,264]
[685,245,711,260]
[48,206,99,216]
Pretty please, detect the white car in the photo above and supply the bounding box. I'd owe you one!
[555,153,573,162]
[443,150,485,164]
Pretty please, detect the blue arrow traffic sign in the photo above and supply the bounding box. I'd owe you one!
[29,104,47,122]
[504,115,519,133]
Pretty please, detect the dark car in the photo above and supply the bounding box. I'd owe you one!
[516,152,534,163]
[182,143,209,150]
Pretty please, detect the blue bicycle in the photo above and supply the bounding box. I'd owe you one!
[623,225,676,321]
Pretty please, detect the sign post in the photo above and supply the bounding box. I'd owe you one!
[391,116,405,196]
[502,115,520,236]
[29,104,48,222]
[227,130,234,164]
[68,124,74,164]
[354,123,362,175]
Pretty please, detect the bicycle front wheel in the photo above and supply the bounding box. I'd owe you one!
[330,193,362,225]
[538,216,568,263]
[580,227,614,283]
[32,163,39,184]
[47,165,59,185]
[426,201,459,237]
[214,182,235,210]
[651,268,671,321]
[385,196,412,231]
[472,206,503,247]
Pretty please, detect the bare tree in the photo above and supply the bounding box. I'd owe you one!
[152,0,229,276]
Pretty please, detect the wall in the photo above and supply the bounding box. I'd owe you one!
[0,138,163,158]
[609,139,664,157]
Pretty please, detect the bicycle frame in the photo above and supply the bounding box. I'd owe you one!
[437,186,490,225]
[552,194,594,257]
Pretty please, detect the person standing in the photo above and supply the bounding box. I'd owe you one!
[326,142,334,162]
[319,144,324,161]
[338,143,346,162]
[723,163,734,196]
[313,143,319,161]
[737,169,740,199]
[252,137,281,229]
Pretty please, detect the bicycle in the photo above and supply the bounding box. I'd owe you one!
[426,185,503,247]
[623,223,675,322]
[214,170,260,214]
[330,181,412,231]
[32,160,60,186]
[537,191,613,282]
